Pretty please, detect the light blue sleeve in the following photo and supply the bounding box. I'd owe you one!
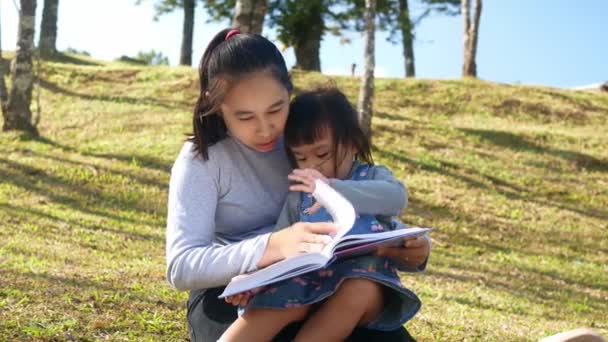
[329,165,408,216]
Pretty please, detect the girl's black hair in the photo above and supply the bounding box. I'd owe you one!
[284,87,373,172]
[189,28,292,160]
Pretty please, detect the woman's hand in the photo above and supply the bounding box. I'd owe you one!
[376,235,430,269]
[257,222,337,268]
[288,168,329,193]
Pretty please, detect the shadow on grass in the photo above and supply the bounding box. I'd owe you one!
[375,148,607,220]
[0,203,162,246]
[405,192,607,318]
[426,267,604,321]
[31,136,173,174]
[0,157,162,227]
[44,53,104,66]
[22,149,169,190]
[39,79,190,110]
[459,128,608,172]
[535,88,608,113]
[0,268,181,311]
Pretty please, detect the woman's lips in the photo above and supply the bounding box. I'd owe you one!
[256,139,277,151]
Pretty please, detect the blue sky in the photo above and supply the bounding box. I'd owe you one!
[1,0,606,88]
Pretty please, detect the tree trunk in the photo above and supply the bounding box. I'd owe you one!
[0,2,5,113]
[39,0,58,58]
[357,0,376,139]
[180,0,195,66]
[3,0,38,136]
[0,59,7,115]
[292,2,323,71]
[398,0,415,78]
[0,0,3,59]
[462,0,481,77]
[233,0,268,34]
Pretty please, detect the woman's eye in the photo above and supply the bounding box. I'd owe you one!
[268,108,282,115]
[238,116,253,121]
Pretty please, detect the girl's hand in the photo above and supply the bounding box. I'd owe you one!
[288,168,329,193]
[225,291,254,307]
[258,222,337,268]
[376,235,430,269]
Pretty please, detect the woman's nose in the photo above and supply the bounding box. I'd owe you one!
[257,118,273,138]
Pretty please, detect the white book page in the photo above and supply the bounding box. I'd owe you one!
[311,180,356,257]
[219,252,329,298]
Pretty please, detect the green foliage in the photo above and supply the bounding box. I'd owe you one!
[136,0,184,21]
[115,50,170,66]
[136,50,170,65]
[204,0,356,49]
[63,47,91,56]
[379,0,460,44]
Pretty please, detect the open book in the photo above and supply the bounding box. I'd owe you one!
[219,180,432,298]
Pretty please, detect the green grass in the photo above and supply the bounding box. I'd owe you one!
[1,59,607,341]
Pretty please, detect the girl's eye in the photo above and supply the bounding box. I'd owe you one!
[317,153,329,159]
[296,158,306,162]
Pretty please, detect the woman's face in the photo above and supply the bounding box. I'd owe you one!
[220,72,290,152]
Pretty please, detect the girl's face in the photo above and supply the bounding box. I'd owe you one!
[290,128,356,179]
[220,71,290,152]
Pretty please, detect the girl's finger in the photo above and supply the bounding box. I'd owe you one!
[288,174,313,184]
[293,168,325,179]
[239,295,249,307]
[405,239,426,248]
[292,168,314,176]
[305,201,323,215]
[289,184,314,193]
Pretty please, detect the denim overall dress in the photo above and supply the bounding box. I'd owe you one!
[247,164,422,331]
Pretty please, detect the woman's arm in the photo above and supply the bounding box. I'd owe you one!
[166,152,274,290]
[166,150,336,290]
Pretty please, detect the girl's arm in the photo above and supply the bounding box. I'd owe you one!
[329,165,408,216]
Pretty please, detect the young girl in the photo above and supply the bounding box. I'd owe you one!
[220,88,424,341]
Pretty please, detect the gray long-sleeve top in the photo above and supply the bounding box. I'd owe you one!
[166,138,291,291]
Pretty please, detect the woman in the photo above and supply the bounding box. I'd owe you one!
[166,28,430,341]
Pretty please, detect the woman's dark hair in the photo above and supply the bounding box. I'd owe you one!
[284,87,373,172]
[190,28,292,160]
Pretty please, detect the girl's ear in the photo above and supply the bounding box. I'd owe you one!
[205,91,210,98]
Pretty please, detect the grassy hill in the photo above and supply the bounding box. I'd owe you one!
[1,56,607,341]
